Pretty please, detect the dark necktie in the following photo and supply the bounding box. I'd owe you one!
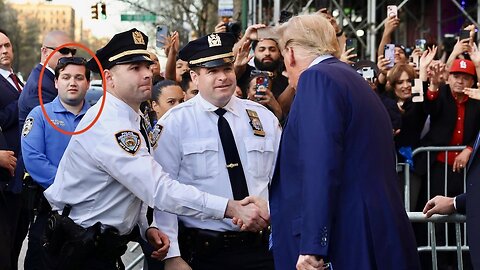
[9,73,22,93]
[139,116,154,224]
[215,108,249,200]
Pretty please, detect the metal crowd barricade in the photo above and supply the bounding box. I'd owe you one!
[125,242,144,270]
[399,146,468,270]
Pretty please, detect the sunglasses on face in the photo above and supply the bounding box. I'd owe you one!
[45,46,77,56]
[57,57,87,66]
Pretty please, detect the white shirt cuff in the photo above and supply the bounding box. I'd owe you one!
[204,194,229,220]
[164,240,180,259]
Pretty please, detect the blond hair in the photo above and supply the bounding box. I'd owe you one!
[277,14,340,59]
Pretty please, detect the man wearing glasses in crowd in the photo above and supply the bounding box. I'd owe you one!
[21,57,90,269]
[18,30,75,128]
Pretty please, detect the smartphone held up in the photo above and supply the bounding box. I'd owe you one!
[384,44,395,68]
[346,38,358,62]
[250,70,273,101]
[156,25,168,48]
[387,5,398,18]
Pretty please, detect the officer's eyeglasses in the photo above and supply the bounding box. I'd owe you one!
[57,57,87,66]
[45,46,77,56]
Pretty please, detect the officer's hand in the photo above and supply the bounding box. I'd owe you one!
[146,227,170,260]
[0,150,16,176]
[164,256,192,270]
[227,197,269,232]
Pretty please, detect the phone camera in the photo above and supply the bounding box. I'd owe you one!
[225,22,242,40]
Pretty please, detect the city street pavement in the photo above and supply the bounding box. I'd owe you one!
[18,239,144,270]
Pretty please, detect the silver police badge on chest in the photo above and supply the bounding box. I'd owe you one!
[246,109,265,137]
[115,130,141,155]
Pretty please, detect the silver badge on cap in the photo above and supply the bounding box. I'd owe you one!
[208,33,222,47]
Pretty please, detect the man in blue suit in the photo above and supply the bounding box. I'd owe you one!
[19,30,74,128]
[269,15,420,270]
[0,28,24,270]
[423,130,480,269]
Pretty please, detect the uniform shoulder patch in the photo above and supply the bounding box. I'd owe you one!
[150,123,163,149]
[22,117,34,137]
[115,130,141,155]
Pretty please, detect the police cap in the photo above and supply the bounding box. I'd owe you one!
[179,33,236,68]
[86,28,153,73]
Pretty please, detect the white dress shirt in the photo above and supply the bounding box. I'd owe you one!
[153,94,282,258]
[44,92,229,237]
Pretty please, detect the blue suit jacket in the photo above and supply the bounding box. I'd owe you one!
[18,64,57,128]
[455,132,480,269]
[0,74,22,192]
[269,57,420,270]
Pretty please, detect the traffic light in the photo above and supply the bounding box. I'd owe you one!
[91,4,98,20]
[100,3,106,19]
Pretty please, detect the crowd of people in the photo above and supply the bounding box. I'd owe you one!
[0,5,480,270]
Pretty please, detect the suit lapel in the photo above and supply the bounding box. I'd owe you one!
[467,131,480,171]
[0,74,20,96]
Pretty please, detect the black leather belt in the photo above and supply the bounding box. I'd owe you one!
[180,226,270,251]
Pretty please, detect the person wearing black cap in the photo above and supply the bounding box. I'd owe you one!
[153,32,280,270]
[41,28,269,270]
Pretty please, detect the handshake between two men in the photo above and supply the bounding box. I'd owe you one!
[226,196,270,232]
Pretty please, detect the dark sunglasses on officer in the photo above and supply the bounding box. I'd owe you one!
[44,46,77,56]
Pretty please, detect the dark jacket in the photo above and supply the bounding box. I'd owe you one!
[0,74,22,192]
[18,64,57,128]
[422,84,480,148]
[456,131,480,269]
[270,57,420,270]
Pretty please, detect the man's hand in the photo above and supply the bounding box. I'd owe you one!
[452,148,472,172]
[214,21,227,33]
[419,46,437,81]
[164,256,192,270]
[339,45,357,65]
[423,195,455,218]
[377,55,391,75]
[427,61,446,90]
[146,227,170,261]
[244,24,266,41]
[225,197,269,232]
[468,43,480,67]
[384,16,400,36]
[296,255,326,270]
[0,150,16,176]
[464,85,480,100]
[234,39,253,77]
[451,38,471,59]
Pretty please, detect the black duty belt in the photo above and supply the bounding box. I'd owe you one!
[180,226,270,251]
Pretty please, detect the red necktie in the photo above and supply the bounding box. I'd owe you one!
[9,73,22,93]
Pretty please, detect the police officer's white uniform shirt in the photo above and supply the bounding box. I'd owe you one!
[44,92,229,236]
[154,93,281,258]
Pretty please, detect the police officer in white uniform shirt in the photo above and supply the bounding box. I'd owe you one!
[153,32,281,270]
[42,29,270,270]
